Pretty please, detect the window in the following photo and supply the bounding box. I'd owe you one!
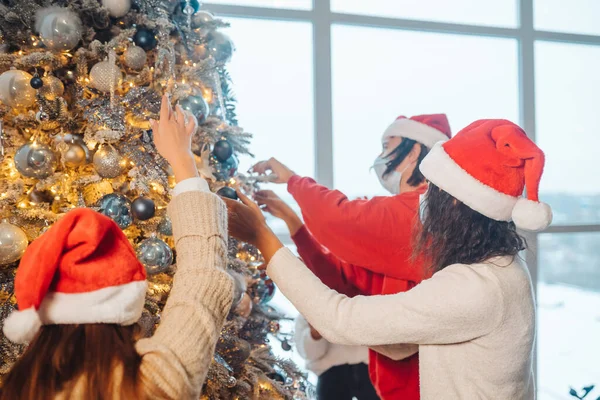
[535,41,600,225]
[538,233,600,398]
[207,0,311,10]
[332,25,518,198]
[223,17,314,235]
[331,0,518,28]
[534,0,600,36]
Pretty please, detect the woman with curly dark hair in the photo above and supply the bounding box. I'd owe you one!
[225,119,552,399]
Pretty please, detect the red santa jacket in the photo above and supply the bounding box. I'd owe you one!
[288,175,428,400]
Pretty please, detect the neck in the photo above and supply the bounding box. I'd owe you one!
[398,163,418,194]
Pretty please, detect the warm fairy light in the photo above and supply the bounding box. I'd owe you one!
[0,193,7,199]
[184,60,189,65]
[192,63,197,67]
[129,82,134,87]
[129,161,135,166]
[50,188,57,194]
[181,78,186,84]
[229,178,236,185]
[250,256,256,261]
[17,50,23,55]
[18,202,27,208]
[119,159,128,167]
[54,196,60,201]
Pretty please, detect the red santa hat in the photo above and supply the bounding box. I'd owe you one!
[382,114,452,148]
[3,208,147,344]
[419,119,552,232]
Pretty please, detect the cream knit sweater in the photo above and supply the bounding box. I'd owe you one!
[268,248,536,400]
[59,190,233,399]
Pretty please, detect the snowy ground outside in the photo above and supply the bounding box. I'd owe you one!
[270,278,600,398]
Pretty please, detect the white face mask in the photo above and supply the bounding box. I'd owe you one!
[419,192,428,223]
[372,155,407,195]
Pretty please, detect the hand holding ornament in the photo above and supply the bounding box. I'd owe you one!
[251,157,296,184]
[254,190,303,236]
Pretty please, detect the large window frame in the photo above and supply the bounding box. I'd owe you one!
[204,0,600,381]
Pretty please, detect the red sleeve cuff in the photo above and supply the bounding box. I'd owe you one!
[287,175,315,195]
[291,224,310,245]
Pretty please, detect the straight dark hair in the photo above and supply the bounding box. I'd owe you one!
[414,184,526,273]
[0,324,143,400]
[383,138,428,187]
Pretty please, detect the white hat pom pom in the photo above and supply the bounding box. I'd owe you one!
[512,198,553,232]
[2,307,42,344]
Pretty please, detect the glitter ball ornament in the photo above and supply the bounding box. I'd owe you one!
[36,9,82,51]
[179,95,209,124]
[14,142,58,179]
[29,76,43,89]
[64,142,87,168]
[39,76,64,100]
[98,193,133,229]
[0,70,37,108]
[83,181,114,206]
[123,46,147,70]
[132,196,156,220]
[133,28,157,51]
[207,31,234,63]
[216,186,237,200]
[212,139,233,163]
[0,222,28,265]
[102,0,131,17]
[157,216,173,236]
[191,10,214,29]
[93,146,124,178]
[137,237,173,275]
[89,60,123,92]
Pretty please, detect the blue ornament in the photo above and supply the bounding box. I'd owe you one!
[137,237,173,275]
[98,193,133,229]
[157,216,173,236]
[207,31,234,63]
[253,273,276,304]
[220,155,238,178]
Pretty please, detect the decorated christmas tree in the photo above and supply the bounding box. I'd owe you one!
[0,0,310,398]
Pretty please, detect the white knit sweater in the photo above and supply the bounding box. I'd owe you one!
[268,248,536,400]
[294,315,369,376]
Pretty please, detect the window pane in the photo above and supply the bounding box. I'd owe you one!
[538,233,600,399]
[331,0,517,28]
[535,41,600,225]
[534,0,600,36]
[206,0,311,10]
[224,18,314,234]
[332,25,519,198]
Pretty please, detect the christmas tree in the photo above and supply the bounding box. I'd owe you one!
[0,1,310,398]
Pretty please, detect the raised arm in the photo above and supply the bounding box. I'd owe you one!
[135,95,234,399]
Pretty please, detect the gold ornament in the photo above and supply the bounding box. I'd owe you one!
[124,46,147,70]
[93,145,124,178]
[82,181,114,206]
[89,60,123,92]
[40,76,65,100]
[64,142,86,168]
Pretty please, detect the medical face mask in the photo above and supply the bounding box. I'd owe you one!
[372,156,408,195]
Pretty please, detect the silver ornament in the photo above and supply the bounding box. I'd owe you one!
[179,95,209,123]
[60,134,93,163]
[0,70,37,108]
[35,110,50,122]
[102,0,132,18]
[14,142,58,179]
[0,222,28,265]
[124,46,147,70]
[93,145,123,178]
[98,193,133,229]
[89,60,123,92]
[39,76,64,100]
[207,31,234,63]
[137,237,173,275]
[37,9,82,51]
[183,4,195,15]
[157,216,172,236]
[191,10,213,29]
[131,196,156,220]
[64,142,87,168]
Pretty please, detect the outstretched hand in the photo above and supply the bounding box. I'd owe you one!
[255,190,303,236]
[150,94,198,183]
[251,158,296,184]
[221,190,283,263]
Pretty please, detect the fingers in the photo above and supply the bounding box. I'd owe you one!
[252,160,270,174]
[236,190,262,212]
[160,94,172,122]
[175,105,186,126]
[255,189,275,197]
[184,111,198,136]
[149,119,159,136]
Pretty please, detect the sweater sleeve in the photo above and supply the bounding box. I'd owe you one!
[292,226,383,296]
[267,247,503,347]
[136,191,234,399]
[294,315,329,363]
[287,176,421,282]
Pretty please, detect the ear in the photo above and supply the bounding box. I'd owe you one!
[408,143,422,162]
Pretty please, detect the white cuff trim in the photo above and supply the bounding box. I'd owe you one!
[382,119,449,148]
[173,177,209,196]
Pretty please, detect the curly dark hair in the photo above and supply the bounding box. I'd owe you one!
[414,184,526,273]
[383,138,428,187]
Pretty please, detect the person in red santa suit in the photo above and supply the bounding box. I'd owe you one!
[251,114,452,399]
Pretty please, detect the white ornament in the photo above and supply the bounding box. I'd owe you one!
[102,0,132,18]
[0,221,28,265]
[0,70,36,108]
[124,46,147,70]
[36,8,82,51]
[89,60,123,92]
